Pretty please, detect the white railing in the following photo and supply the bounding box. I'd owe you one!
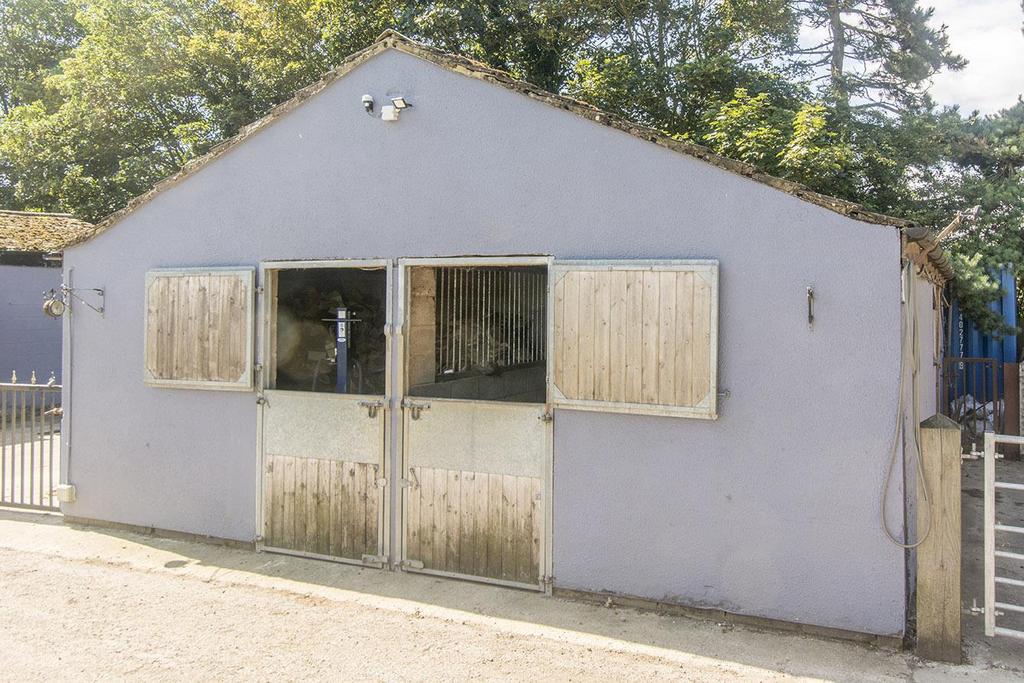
[0,379,61,511]
[983,432,1024,640]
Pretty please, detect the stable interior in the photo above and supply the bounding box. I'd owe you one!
[406,265,547,403]
[269,267,387,394]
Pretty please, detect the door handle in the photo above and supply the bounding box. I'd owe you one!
[402,399,431,420]
[358,400,384,418]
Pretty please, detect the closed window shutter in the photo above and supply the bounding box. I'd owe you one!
[144,268,254,390]
[551,261,718,418]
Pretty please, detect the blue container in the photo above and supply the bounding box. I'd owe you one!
[947,267,1017,365]
[946,268,1017,404]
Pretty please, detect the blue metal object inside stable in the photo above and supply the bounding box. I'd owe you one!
[322,305,360,393]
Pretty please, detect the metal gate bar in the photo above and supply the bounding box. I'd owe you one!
[434,267,545,377]
[983,431,1024,640]
[944,358,1003,449]
[0,382,61,511]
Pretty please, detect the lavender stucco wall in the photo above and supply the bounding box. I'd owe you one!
[62,48,907,635]
[0,264,62,382]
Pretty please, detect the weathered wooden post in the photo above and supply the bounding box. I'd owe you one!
[1004,362,1019,458]
[916,414,962,663]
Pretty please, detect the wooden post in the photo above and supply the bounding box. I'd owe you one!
[1003,362,1019,459]
[916,414,962,663]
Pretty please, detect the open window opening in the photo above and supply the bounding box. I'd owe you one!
[268,267,387,394]
[406,265,547,403]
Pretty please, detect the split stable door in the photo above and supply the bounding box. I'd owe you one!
[394,257,718,591]
[258,259,391,566]
[398,258,552,590]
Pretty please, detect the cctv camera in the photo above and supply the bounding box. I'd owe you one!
[361,94,374,115]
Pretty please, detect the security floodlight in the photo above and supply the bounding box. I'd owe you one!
[390,96,410,109]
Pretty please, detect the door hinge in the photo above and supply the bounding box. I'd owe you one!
[361,554,386,566]
[400,559,424,570]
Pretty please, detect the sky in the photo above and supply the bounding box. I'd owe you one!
[927,0,1024,114]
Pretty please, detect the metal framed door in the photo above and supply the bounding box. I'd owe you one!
[397,257,552,590]
[257,259,391,567]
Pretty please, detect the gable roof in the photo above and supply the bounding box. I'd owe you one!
[65,31,952,280]
[1,210,93,253]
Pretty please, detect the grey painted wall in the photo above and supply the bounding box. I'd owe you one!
[0,264,62,382]
[63,48,909,635]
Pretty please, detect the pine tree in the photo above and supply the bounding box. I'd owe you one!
[790,0,964,113]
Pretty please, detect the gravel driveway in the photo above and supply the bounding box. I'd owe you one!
[0,509,1018,682]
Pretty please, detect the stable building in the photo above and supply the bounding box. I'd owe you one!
[0,210,92,382]
[58,32,951,640]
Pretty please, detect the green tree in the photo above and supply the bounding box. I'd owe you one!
[0,0,403,217]
[566,0,800,135]
[921,102,1024,334]
[0,0,83,115]
[789,0,964,114]
[406,0,609,91]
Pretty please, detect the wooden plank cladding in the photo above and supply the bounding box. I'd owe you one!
[552,261,718,419]
[144,269,253,389]
[263,455,380,561]
[406,466,540,586]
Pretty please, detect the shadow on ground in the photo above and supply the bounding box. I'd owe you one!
[0,507,1014,680]
[2,507,921,679]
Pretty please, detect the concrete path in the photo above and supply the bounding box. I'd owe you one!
[0,509,1018,682]
[962,457,1024,671]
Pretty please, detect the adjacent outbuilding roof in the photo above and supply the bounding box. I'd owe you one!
[63,31,953,281]
[1,210,93,253]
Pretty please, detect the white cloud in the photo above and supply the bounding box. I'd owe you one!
[927,0,1024,114]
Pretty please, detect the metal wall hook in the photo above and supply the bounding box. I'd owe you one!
[44,285,105,317]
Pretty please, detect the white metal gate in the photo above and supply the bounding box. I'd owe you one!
[983,431,1024,640]
[0,381,61,511]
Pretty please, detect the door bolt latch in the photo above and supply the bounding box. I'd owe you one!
[358,400,384,418]
[538,409,553,423]
[400,468,420,489]
[403,399,431,420]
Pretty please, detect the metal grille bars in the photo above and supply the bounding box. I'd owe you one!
[435,267,546,378]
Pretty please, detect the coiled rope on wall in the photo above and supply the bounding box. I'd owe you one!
[881,260,934,549]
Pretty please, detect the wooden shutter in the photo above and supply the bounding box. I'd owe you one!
[551,260,718,419]
[144,268,254,390]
